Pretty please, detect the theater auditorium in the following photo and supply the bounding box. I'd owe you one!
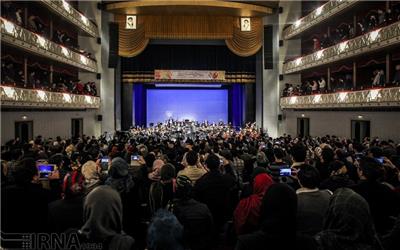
[1,1,400,249]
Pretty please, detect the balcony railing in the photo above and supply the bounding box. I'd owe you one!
[39,0,98,37]
[280,87,400,109]
[1,18,97,73]
[0,86,100,109]
[283,21,400,74]
[283,0,359,40]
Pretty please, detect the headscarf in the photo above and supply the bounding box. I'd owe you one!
[315,188,383,250]
[234,173,274,235]
[106,157,134,194]
[147,209,184,250]
[81,160,100,194]
[148,159,164,181]
[80,186,135,249]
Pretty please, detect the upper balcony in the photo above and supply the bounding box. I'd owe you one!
[283,20,400,74]
[39,0,98,37]
[1,18,97,73]
[280,87,400,109]
[283,0,359,40]
[0,86,100,109]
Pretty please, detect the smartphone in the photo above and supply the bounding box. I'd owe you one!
[279,168,291,176]
[101,157,109,171]
[375,157,384,164]
[220,159,224,165]
[355,153,364,160]
[131,155,139,161]
[37,164,55,179]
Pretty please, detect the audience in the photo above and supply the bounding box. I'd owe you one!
[2,121,400,250]
[235,183,317,250]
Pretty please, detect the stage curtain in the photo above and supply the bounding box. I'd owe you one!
[116,15,263,57]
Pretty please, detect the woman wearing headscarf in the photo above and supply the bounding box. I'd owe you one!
[235,183,316,250]
[315,188,383,250]
[106,157,138,238]
[79,185,135,250]
[81,160,102,195]
[234,173,274,235]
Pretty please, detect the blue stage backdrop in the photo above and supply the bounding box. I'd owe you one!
[146,89,228,126]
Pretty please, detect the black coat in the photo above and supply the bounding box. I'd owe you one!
[236,231,317,250]
[172,198,214,250]
[193,170,236,230]
[47,195,84,233]
[2,183,50,233]
[352,180,400,235]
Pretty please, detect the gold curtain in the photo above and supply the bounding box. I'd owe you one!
[225,17,263,57]
[117,15,263,57]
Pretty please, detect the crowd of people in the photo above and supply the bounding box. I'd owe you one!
[2,121,400,250]
[1,61,98,96]
[282,65,400,97]
[308,4,400,53]
[1,1,95,61]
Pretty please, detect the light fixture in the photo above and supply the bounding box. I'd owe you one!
[301,114,305,117]
[338,92,348,102]
[3,86,16,98]
[316,49,324,60]
[313,94,322,103]
[80,55,88,65]
[3,19,16,34]
[369,29,381,42]
[338,41,348,53]
[315,6,323,16]
[21,115,28,120]
[357,115,363,119]
[63,93,72,103]
[62,0,71,13]
[61,46,70,57]
[155,83,222,88]
[295,19,302,27]
[85,95,93,104]
[368,89,381,101]
[36,34,48,49]
[289,96,297,104]
[36,90,47,101]
[80,14,89,26]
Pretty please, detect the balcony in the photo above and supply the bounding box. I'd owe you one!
[280,87,400,109]
[39,0,98,37]
[283,21,400,74]
[283,0,359,40]
[1,18,97,73]
[0,86,100,109]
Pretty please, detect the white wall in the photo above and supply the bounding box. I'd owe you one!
[283,110,400,141]
[1,110,100,143]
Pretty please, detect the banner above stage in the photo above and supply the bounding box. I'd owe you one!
[154,70,225,81]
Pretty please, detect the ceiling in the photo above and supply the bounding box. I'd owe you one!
[104,1,275,17]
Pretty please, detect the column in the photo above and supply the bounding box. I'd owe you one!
[386,53,391,84]
[24,58,28,87]
[327,67,331,91]
[353,61,357,89]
